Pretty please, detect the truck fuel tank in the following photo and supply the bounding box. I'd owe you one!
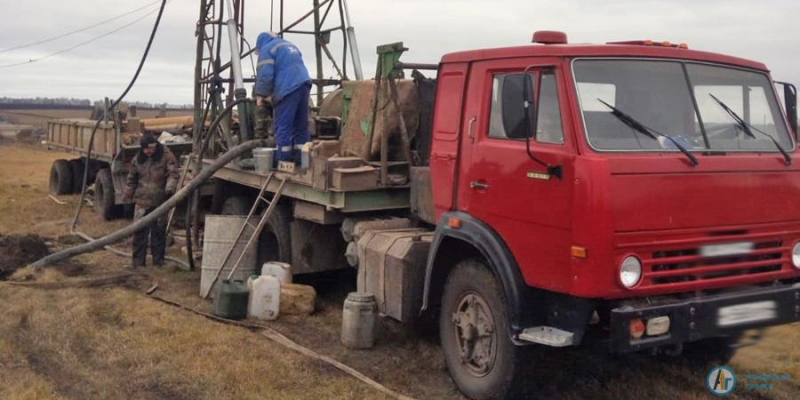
[356,228,433,323]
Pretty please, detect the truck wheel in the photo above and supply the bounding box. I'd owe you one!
[221,195,250,215]
[69,159,86,194]
[94,169,117,220]
[440,259,520,400]
[221,196,291,264]
[49,159,73,195]
[259,203,292,264]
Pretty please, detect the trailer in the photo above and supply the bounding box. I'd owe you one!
[44,117,192,219]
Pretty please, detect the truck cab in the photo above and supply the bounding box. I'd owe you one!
[424,32,800,399]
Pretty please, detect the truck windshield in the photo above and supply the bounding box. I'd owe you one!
[573,59,793,152]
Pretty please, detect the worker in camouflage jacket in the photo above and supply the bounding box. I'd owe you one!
[254,31,312,163]
[123,133,179,267]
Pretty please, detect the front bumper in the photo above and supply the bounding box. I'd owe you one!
[608,283,800,353]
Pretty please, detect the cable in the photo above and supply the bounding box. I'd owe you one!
[70,0,168,258]
[0,0,162,54]
[0,1,169,69]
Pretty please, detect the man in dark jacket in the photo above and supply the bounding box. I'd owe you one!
[254,31,312,163]
[123,133,179,267]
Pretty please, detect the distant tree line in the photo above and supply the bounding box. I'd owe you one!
[0,97,192,110]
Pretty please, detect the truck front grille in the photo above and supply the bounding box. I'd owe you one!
[647,240,784,285]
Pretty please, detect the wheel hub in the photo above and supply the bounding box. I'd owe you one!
[452,292,496,377]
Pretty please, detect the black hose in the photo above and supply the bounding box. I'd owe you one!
[177,94,213,271]
[198,97,255,160]
[184,191,196,270]
[32,139,268,269]
[72,0,168,232]
[181,97,255,268]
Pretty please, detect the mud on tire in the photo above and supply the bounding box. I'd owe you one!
[220,195,292,265]
[439,259,521,400]
[94,168,118,221]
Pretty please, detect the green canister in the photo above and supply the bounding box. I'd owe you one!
[213,279,249,320]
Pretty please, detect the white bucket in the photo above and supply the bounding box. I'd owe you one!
[253,147,275,173]
[261,261,293,284]
[248,275,281,320]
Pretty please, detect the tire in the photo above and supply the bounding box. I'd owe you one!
[49,159,73,195]
[221,195,250,215]
[94,168,117,221]
[69,159,86,194]
[221,195,292,265]
[440,259,520,400]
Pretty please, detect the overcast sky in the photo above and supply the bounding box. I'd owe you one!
[1,0,798,104]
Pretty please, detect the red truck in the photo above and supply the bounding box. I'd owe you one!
[421,31,800,398]
[196,30,800,399]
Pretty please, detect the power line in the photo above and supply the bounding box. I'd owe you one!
[0,2,169,69]
[0,0,162,54]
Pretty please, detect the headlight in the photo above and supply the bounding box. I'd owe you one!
[620,256,642,289]
[792,242,800,269]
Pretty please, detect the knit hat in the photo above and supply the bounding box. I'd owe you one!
[140,133,158,148]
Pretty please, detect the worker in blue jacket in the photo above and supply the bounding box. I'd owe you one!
[254,32,312,163]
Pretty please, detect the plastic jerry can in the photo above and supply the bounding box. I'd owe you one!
[212,279,249,320]
[261,261,293,284]
[248,275,281,321]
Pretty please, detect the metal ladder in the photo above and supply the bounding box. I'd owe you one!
[202,172,288,299]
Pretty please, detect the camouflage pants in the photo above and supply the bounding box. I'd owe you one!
[254,101,272,140]
[132,205,167,266]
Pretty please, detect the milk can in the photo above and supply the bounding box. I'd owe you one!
[341,292,378,349]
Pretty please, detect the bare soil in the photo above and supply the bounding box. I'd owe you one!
[0,234,49,279]
[0,142,797,400]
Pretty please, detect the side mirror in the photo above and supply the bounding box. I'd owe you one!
[776,81,797,137]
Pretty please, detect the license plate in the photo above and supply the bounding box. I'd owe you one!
[717,301,777,327]
[700,241,754,258]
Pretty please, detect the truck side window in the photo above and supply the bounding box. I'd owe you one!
[489,74,530,139]
[537,72,564,144]
[488,72,564,144]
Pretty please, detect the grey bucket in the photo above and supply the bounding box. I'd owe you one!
[253,147,275,173]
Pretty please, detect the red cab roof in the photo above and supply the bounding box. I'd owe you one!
[440,43,769,72]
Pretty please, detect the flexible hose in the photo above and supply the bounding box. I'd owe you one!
[184,191,196,270]
[32,139,267,269]
[181,97,254,270]
[71,0,168,233]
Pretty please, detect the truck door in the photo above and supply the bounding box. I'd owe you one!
[458,59,577,293]
[430,62,469,220]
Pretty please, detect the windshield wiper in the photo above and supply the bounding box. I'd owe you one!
[598,99,699,166]
[709,94,791,166]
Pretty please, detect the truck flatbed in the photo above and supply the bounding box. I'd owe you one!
[203,159,410,213]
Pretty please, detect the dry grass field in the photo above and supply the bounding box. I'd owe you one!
[0,141,797,400]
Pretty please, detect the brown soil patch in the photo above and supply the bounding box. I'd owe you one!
[0,234,49,279]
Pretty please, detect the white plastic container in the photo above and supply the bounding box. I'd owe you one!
[247,275,281,321]
[253,147,275,173]
[261,261,293,284]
